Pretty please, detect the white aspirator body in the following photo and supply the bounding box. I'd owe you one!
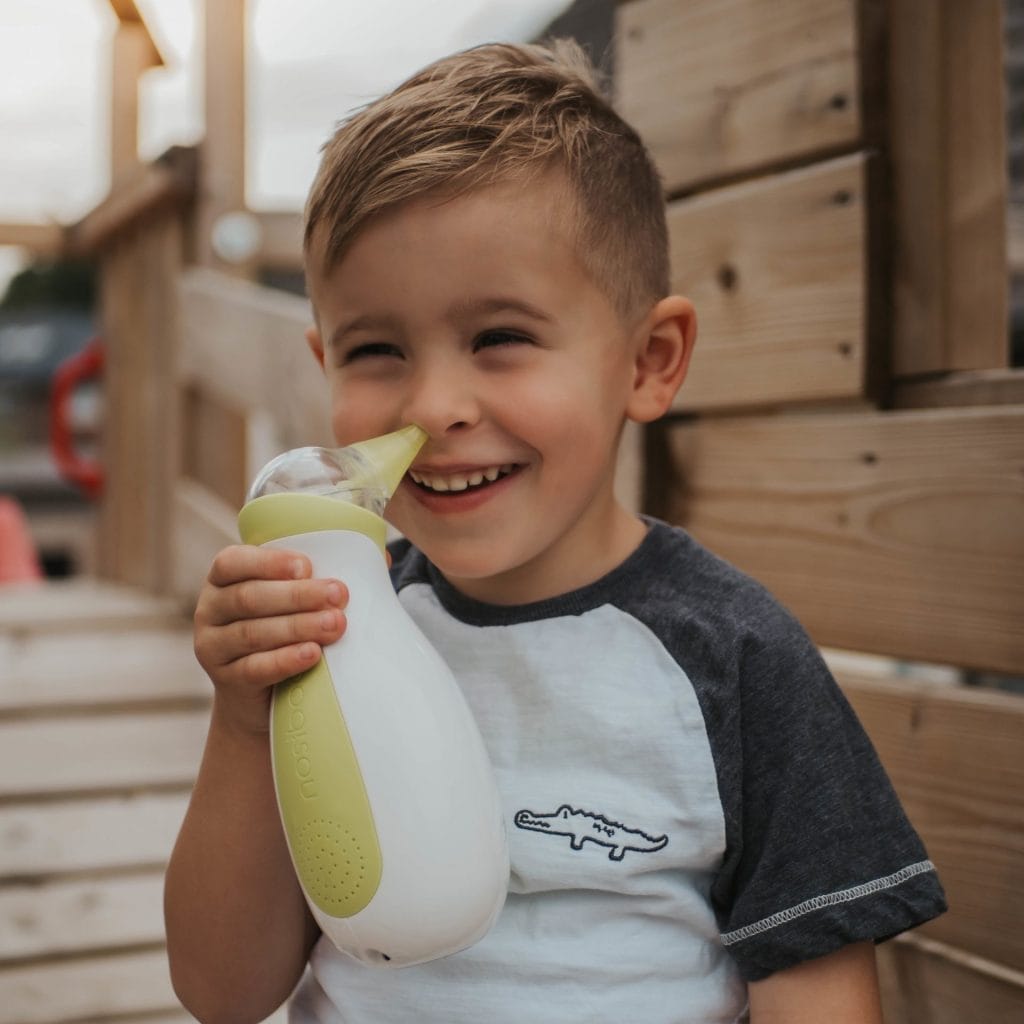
[238,427,509,968]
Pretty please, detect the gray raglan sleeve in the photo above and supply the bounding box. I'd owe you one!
[707,598,947,982]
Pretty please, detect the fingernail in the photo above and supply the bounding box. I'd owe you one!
[291,559,305,579]
[326,581,343,605]
[321,610,338,631]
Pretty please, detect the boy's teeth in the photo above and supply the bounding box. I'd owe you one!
[410,464,514,492]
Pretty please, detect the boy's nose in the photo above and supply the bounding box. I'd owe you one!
[404,369,480,437]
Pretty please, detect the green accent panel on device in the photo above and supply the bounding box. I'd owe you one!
[238,492,387,550]
[272,657,382,918]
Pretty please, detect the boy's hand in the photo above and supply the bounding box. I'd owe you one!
[193,545,348,734]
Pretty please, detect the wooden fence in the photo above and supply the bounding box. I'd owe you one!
[617,0,1023,1018]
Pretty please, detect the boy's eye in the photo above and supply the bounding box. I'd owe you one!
[473,330,532,352]
[343,342,403,364]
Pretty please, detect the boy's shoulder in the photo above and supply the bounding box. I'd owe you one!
[388,517,808,654]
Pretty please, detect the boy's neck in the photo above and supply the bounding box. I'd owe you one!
[437,502,648,607]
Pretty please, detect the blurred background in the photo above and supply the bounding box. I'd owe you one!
[0,2,1021,1022]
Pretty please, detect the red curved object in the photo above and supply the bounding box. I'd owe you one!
[50,336,105,500]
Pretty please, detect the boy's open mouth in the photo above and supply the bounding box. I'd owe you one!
[408,464,521,494]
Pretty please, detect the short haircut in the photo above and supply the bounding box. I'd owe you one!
[304,40,669,321]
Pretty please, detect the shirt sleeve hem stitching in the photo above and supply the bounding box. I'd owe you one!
[720,859,937,946]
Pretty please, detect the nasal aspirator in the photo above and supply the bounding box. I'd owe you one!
[238,425,508,967]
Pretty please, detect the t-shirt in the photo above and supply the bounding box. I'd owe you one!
[289,518,946,1023]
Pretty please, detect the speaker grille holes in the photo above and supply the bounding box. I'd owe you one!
[294,817,372,914]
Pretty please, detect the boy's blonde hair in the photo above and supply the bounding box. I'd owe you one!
[304,40,668,321]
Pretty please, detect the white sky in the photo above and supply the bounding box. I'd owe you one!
[0,0,569,285]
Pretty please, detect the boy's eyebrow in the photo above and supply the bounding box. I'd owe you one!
[328,313,401,349]
[445,296,554,324]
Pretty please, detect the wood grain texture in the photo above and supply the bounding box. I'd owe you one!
[887,0,1008,375]
[660,406,1024,675]
[877,935,1024,1024]
[0,949,183,1024]
[838,673,1024,972]
[0,711,208,798]
[615,0,860,192]
[668,154,869,411]
[178,268,329,452]
[0,579,183,634]
[0,793,189,878]
[0,873,165,961]
[0,626,206,712]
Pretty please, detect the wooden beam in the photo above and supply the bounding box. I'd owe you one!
[668,153,873,412]
[657,405,1024,675]
[196,0,249,273]
[65,147,196,256]
[0,223,63,257]
[615,0,861,194]
[888,0,1008,375]
[838,672,1024,973]
[894,369,1024,410]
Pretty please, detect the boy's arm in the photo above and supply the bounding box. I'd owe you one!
[747,942,883,1024]
[164,545,346,1023]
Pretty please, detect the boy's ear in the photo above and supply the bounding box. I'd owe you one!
[305,324,327,372]
[626,296,697,423]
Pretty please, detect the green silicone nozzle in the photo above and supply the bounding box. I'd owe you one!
[346,425,428,500]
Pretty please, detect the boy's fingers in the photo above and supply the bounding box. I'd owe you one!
[222,641,325,691]
[207,545,312,588]
[213,608,347,665]
[206,577,347,627]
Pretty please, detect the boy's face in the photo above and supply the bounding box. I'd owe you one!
[306,176,652,604]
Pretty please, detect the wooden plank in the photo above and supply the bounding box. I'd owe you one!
[659,406,1024,675]
[877,934,1024,1024]
[0,873,165,961]
[172,479,240,601]
[0,580,183,635]
[888,0,1008,375]
[0,628,207,712]
[838,673,1024,972]
[668,154,870,411]
[895,369,1024,410]
[0,223,63,256]
[0,793,189,878]
[615,0,860,193]
[181,385,249,510]
[178,268,329,450]
[0,948,183,1024]
[0,711,208,798]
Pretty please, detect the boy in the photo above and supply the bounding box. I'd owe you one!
[165,41,946,1023]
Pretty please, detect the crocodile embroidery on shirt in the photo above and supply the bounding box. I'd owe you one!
[514,804,669,861]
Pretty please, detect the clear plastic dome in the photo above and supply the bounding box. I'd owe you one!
[245,426,428,516]
[247,446,386,514]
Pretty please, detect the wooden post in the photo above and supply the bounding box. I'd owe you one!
[107,1,164,188]
[96,215,183,591]
[196,0,252,275]
[887,0,1009,378]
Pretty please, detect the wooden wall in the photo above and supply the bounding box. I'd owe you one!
[616,0,1023,1018]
